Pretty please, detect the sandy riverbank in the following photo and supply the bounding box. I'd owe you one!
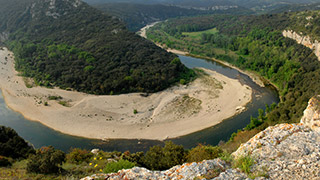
[0,48,252,140]
[138,23,269,88]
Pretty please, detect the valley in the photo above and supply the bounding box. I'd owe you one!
[1,0,320,179]
[0,47,252,140]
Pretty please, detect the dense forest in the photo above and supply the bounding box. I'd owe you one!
[0,0,194,95]
[147,11,320,132]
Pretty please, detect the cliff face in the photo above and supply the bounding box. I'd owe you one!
[82,96,320,180]
[282,30,320,61]
[300,95,320,132]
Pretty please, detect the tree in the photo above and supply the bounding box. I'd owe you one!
[0,126,34,159]
[143,141,185,170]
[27,146,66,174]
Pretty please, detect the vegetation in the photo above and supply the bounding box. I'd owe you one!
[94,3,252,32]
[0,126,34,159]
[66,148,93,165]
[0,129,231,179]
[142,141,185,170]
[27,146,66,174]
[0,156,12,167]
[186,145,223,163]
[0,0,195,95]
[147,11,320,136]
[103,159,135,173]
[233,155,254,174]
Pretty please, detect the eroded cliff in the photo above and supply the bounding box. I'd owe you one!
[283,30,320,61]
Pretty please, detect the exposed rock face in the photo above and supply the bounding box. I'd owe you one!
[0,32,8,42]
[233,123,320,180]
[81,159,239,180]
[300,95,320,132]
[282,30,320,61]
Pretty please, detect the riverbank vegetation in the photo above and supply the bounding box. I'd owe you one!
[147,12,320,149]
[0,126,234,179]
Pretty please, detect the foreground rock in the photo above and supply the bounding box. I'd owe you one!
[234,123,320,179]
[81,159,231,180]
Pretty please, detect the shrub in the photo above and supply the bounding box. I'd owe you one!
[48,96,62,100]
[186,144,223,162]
[0,126,34,159]
[180,79,186,85]
[0,156,12,167]
[27,146,66,174]
[66,148,93,164]
[121,151,144,167]
[58,101,69,107]
[103,159,135,173]
[143,141,186,170]
[133,109,138,114]
[233,155,254,174]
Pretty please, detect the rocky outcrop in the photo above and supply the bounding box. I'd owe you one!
[233,123,320,179]
[82,97,320,180]
[81,159,240,180]
[300,95,320,132]
[0,32,9,42]
[282,30,320,61]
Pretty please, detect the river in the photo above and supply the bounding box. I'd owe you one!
[0,55,279,152]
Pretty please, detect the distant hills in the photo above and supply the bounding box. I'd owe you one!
[85,0,320,31]
[0,0,194,95]
[94,3,252,32]
[85,0,320,12]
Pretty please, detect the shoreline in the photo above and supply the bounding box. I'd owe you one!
[139,22,279,91]
[0,47,252,141]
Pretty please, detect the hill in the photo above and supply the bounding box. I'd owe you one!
[0,0,194,95]
[84,0,320,13]
[93,3,252,32]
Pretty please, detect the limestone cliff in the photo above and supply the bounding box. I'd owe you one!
[81,96,320,180]
[301,95,320,132]
[283,30,320,61]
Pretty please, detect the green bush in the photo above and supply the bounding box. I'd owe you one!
[0,156,12,167]
[233,155,254,174]
[0,126,34,159]
[48,96,62,100]
[180,79,186,85]
[103,159,135,173]
[27,146,66,174]
[143,141,186,170]
[66,148,93,165]
[121,151,144,167]
[186,144,223,162]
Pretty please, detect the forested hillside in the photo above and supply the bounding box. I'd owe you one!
[94,3,212,32]
[0,0,194,95]
[94,3,252,32]
[269,2,320,14]
[147,11,320,135]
